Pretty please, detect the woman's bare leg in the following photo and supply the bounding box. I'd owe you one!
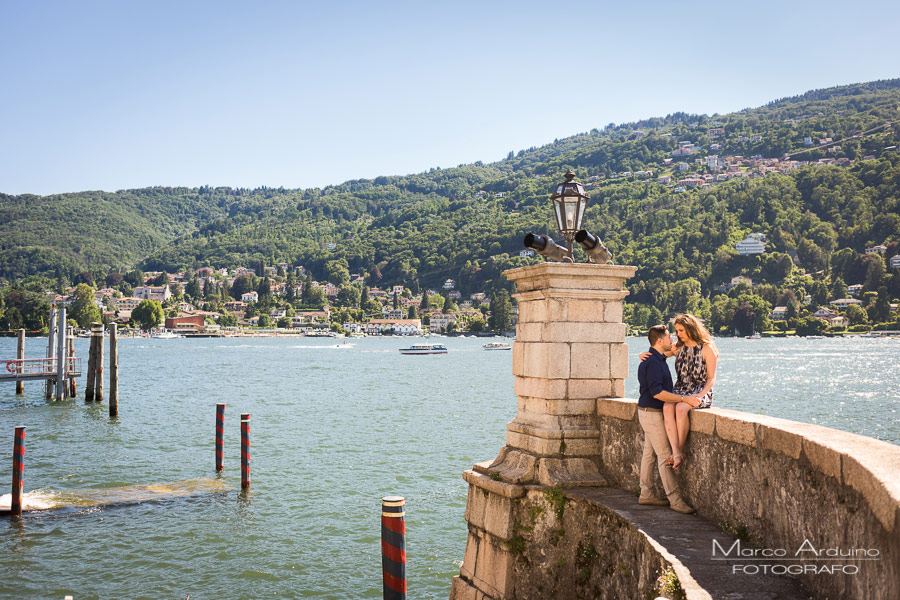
[676,402,692,451]
[663,402,679,462]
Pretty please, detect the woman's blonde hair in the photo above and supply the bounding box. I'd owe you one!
[674,314,716,353]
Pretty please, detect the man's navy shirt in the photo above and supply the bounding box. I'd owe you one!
[637,347,673,409]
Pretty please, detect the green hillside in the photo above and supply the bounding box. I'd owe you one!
[3,79,900,325]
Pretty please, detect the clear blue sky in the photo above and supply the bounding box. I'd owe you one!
[2,1,898,196]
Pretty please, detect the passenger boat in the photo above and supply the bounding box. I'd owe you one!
[399,344,448,355]
[483,342,512,350]
[151,330,183,339]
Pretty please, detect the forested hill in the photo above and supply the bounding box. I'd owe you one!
[3,79,900,302]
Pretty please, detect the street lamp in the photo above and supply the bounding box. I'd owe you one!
[551,170,589,260]
[524,170,612,263]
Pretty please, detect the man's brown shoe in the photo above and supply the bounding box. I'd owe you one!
[670,500,695,514]
[638,496,669,506]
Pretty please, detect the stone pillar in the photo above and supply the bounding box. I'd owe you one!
[450,262,635,600]
[475,262,635,487]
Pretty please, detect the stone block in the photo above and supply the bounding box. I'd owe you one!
[506,429,561,457]
[516,321,542,342]
[514,376,568,400]
[756,419,803,460]
[536,457,607,487]
[449,576,478,600]
[714,410,758,447]
[609,342,629,379]
[517,300,548,323]
[564,298,604,322]
[611,378,625,398]
[474,536,514,598]
[568,378,611,399]
[596,397,637,421]
[801,437,843,481]
[522,342,570,379]
[465,484,488,530]
[483,493,515,540]
[548,298,568,322]
[512,342,524,376]
[689,408,716,435]
[470,454,533,492]
[546,398,597,416]
[603,301,624,323]
[460,532,480,581]
[570,343,610,379]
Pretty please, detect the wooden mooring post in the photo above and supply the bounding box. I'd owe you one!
[94,322,104,403]
[68,327,77,397]
[241,414,251,489]
[15,329,25,395]
[109,323,118,417]
[381,496,407,600]
[85,322,99,402]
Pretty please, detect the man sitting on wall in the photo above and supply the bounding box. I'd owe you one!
[637,324,697,514]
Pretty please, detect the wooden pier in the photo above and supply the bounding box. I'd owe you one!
[2,307,82,400]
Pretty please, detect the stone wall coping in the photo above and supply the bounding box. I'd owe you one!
[504,262,638,283]
[597,397,900,533]
[513,289,631,302]
[463,469,527,499]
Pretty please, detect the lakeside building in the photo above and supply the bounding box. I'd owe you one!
[364,319,422,336]
[134,285,172,302]
[165,315,206,332]
[891,255,900,269]
[736,236,765,255]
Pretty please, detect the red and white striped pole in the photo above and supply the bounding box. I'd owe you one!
[381,496,407,600]
[11,426,26,517]
[215,404,225,472]
[240,413,250,488]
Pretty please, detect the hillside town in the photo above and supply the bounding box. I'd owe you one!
[45,266,515,337]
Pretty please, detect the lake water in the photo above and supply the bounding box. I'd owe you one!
[1,335,898,599]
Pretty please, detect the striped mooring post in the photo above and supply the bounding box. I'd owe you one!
[108,323,118,417]
[11,426,26,517]
[381,496,407,600]
[215,404,225,471]
[240,413,250,488]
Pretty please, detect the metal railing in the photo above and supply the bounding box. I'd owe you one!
[0,357,82,379]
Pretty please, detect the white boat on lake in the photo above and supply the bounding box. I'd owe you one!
[151,331,183,339]
[483,342,512,350]
[399,344,448,355]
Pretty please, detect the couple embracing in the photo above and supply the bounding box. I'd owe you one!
[636,314,718,514]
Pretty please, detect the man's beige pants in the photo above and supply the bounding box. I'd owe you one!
[638,407,681,503]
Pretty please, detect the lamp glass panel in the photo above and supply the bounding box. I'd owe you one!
[553,199,565,231]
[563,199,578,231]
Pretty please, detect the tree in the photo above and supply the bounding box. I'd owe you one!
[393,292,400,310]
[795,316,827,336]
[489,290,512,331]
[277,316,292,329]
[830,277,848,300]
[257,277,271,298]
[407,306,418,319]
[335,286,360,308]
[258,314,271,328]
[71,283,102,328]
[132,299,164,331]
[231,276,253,300]
[844,304,868,326]
[185,276,202,300]
[871,286,892,323]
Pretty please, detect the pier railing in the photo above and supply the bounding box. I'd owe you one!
[1,357,82,381]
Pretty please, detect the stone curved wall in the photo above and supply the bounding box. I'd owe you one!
[595,399,900,600]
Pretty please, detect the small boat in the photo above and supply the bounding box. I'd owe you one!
[483,342,512,350]
[333,342,356,349]
[151,331,183,339]
[399,344,448,355]
[745,333,761,339]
